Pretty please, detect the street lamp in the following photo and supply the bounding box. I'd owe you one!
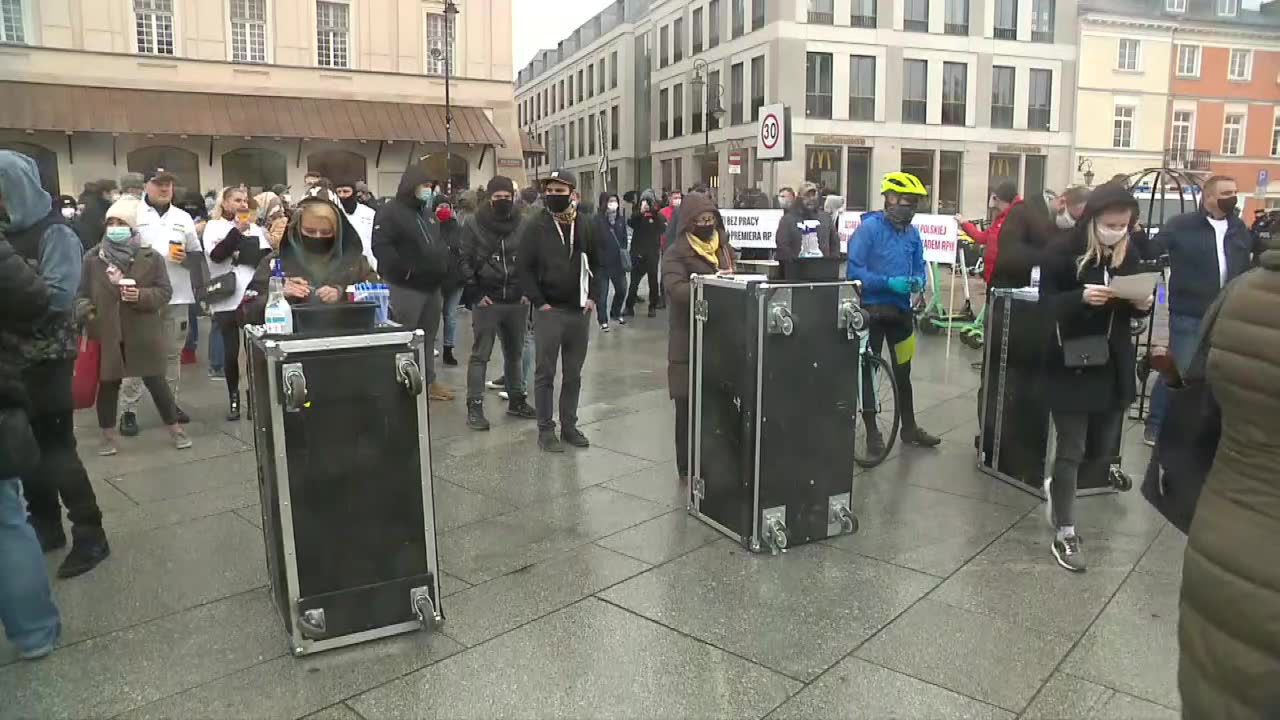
[429,0,459,193]
[1077,158,1095,187]
[689,59,725,185]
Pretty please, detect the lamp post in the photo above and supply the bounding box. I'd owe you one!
[429,0,459,193]
[689,59,725,185]
[1077,158,1095,187]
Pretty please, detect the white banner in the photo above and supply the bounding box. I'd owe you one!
[837,211,959,264]
[721,209,785,249]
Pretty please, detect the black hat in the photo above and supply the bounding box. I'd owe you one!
[144,168,177,184]
[487,175,516,195]
[541,169,576,189]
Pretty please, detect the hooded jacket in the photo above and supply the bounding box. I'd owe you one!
[662,192,733,399]
[0,236,50,412]
[371,165,449,291]
[459,199,524,304]
[628,189,666,258]
[846,211,926,312]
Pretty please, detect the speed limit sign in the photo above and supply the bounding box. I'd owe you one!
[757,102,787,160]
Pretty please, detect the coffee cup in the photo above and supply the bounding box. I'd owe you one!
[118,278,137,300]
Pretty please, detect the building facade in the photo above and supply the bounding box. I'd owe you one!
[518,0,1079,218]
[0,0,524,199]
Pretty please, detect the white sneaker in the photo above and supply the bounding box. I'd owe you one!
[600,323,610,332]
[498,390,510,401]
[486,377,505,390]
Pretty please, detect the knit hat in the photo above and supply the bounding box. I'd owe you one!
[105,194,141,228]
[487,175,516,195]
[119,172,146,193]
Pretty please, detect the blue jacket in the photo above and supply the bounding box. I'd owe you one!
[846,210,925,311]
[0,150,81,312]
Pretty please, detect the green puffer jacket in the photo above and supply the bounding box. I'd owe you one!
[1178,244,1280,720]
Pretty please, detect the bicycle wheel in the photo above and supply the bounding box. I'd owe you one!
[854,352,901,468]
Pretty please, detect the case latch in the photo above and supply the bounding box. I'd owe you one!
[411,585,442,628]
[837,285,868,340]
[690,476,705,501]
[693,299,709,322]
[766,288,794,336]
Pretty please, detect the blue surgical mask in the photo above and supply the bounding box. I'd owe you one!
[105,227,132,244]
[417,188,436,204]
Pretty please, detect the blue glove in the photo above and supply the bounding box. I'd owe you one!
[887,277,912,295]
[909,277,925,293]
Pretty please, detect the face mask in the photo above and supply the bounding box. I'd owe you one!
[545,195,573,214]
[607,202,619,213]
[492,198,514,217]
[339,196,359,214]
[436,206,454,223]
[1217,196,1238,216]
[886,203,916,227]
[298,235,335,254]
[105,226,132,244]
[691,225,716,241]
[60,207,76,219]
[416,188,436,205]
[1095,224,1127,247]
[1056,210,1075,230]
[777,197,791,209]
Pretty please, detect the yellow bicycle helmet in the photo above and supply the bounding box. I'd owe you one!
[881,172,928,197]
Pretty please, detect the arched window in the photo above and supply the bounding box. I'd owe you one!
[417,153,469,193]
[1,142,60,196]
[127,146,200,194]
[222,148,287,193]
[307,150,367,187]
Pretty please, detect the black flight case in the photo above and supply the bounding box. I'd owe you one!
[687,274,867,553]
[245,324,444,656]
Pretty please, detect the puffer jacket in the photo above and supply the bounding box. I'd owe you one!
[846,210,926,311]
[1178,240,1280,720]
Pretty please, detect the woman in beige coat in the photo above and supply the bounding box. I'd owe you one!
[80,195,191,455]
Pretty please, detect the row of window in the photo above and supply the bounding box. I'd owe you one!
[657,0,766,70]
[1160,108,1280,158]
[656,55,767,140]
[526,106,624,165]
[1165,0,1241,16]
[1171,43,1255,82]
[806,0,1054,40]
[518,51,621,128]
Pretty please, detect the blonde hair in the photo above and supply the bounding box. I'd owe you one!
[1077,220,1129,277]
[299,201,338,234]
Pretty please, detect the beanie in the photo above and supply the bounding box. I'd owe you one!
[487,175,516,195]
[105,194,142,228]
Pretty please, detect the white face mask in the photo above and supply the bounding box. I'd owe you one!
[60,207,76,219]
[607,202,619,212]
[1056,210,1075,230]
[1095,224,1127,247]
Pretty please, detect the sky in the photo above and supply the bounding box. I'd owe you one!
[512,0,618,78]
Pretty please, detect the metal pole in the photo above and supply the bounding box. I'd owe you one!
[444,2,455,193]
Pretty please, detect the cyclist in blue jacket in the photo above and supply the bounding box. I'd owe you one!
[847,171,941,455]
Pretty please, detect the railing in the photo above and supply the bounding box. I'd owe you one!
[850,14,877,27]
[1165,148,1211,171]
[808,11,835,23]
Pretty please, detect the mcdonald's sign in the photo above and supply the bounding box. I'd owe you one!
[807,146,839,172]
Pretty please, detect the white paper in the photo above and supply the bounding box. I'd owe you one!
[579,260,591,308]
[1107,272,1160,301]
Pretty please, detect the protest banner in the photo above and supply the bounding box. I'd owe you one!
[720,209,785,249]
[837,212,959,264]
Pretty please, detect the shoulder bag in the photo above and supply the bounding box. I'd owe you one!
[1058,312,1112,368]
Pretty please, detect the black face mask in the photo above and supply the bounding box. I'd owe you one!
[1217,196,1238,216]
[180,205,202,218]
[691,225,716,241]
[545,195,572,214]
[339,195,359,214]
[492,198,514,217]
[885,203,916,228]
[298,235,335,255]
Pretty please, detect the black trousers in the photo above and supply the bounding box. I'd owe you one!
[533,308,590,431]
[597,270,628,324]
[20,359,103,538]
[674,398,689,478]
[627,254,660,311]
[861,307,918,432]
[215,311,242,395]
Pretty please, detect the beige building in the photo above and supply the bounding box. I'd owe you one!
[0,0,524,199]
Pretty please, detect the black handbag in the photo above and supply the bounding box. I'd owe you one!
[1058,313,1112,368]
[198,271,237,303]
[0,408,41,479]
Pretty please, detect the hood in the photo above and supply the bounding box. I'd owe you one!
[676,192,719,236]
[475,198,522,236]
[395,165,434,209]
[639,189,659,209]
[282,196,364,257]
[0,150,53,231]
[1076,181,1139,231]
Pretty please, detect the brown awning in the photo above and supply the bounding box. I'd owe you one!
[521,131,546,155]
[0,81,505,146]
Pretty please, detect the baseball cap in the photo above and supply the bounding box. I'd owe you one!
[540,169,577,189]
[144,168,177,185]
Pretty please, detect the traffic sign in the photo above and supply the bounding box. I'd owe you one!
[1259,169,1270,190]
[728,150,744,175]
[757,103,787,160]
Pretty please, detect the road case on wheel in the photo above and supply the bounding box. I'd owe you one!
[687,275,867,554]
[245,326,444,656]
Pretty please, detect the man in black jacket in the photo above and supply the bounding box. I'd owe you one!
[626,190,665,318]
[774,181,839,260]
[373,165,454,401]
[1145,175,1259,445]
[459,175,536,430]
[517,170,602,452]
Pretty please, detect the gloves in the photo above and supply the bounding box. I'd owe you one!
[887,277,913,295]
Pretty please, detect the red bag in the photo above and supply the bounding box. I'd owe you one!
[72,336,101,410]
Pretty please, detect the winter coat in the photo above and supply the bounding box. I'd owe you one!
[79,245,173,381]
[438,217,464,296]
[595,210,629,275]
[1154,208,1258,321]
[0,236,50,412]
[846,211,926,312]
[459,201,524,304]
[1178,243,1280,720]
[628,206,667,259]
[371,165,450,291]
[775,206,839,261]
[662,193,734,399]
[516,207,601,311]
[963,200,1047,289]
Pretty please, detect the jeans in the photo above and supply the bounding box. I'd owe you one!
[99,377,179,429]
[1049,409,1125,527]
[0,478,61,654]
[597,270,628,324]
[122,304,188,414]
[521,326,535,394]
[390,285,443,386]
[1146,312,1203,432]
[184,303,199,351]
[441,287,464,348]
[466,302,527,401]
[533,308,590,431]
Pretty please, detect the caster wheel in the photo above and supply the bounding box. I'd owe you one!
[1110,467,1133,492]
[960,332,983,350]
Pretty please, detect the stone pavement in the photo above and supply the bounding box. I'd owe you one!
[0,308,1184,720]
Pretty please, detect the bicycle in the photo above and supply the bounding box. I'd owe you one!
[851,283,901,469]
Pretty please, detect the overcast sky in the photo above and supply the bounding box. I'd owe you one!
[512,0,618,78]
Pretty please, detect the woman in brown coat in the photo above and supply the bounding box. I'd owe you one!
[662,192,733,483]
[81,195,190,455]
[1178,235,1280,719]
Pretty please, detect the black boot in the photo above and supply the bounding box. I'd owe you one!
[227,391,241,422]
[467,398,490,431]
[31,520,66,553]
[538,428,565,453]
[506,394,537,419]
[442,346,458,367]
[58,527,110,579]
[561,426,590,448]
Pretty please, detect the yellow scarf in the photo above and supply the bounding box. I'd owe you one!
[687,230,720,266]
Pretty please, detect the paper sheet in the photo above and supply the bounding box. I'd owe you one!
[1107,272,1161,301]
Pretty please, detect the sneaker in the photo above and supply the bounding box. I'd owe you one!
[647,308,657,318]
[175,407,191,424]
[538,428,565,453]
[466,399,490,431]
[864,428,885,459]
[57,538,110,578]
[486,376,505,390]
[118,411,139,437]
[180,348,198,365]
[429,383,456,401]
[97,436,119,457]
[1143,425,1157,448]
[171,428,193,450]
[208,367,225,379]
[1051,533,1087,573]
[498,390,510,401]
[561,426,590,448]
[901,426,942,448]
[507,396,537,419]
[617,316,627,326]
[18,644,55,661]
[600,323,610,332]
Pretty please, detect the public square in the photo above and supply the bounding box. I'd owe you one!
[0,310,1183,720]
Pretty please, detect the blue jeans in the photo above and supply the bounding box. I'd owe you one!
[522,326,535,392]
[184,304,199,351]
[1147,313,1203,431]
[0,478,61,654]
[441,287,464,348]
[208,318,225,372]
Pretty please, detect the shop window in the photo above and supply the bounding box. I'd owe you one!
[846,148,871,211]
[900,149,935,213]
[938,151,962,215]
[222,147,287,193]
[416,153,468,192]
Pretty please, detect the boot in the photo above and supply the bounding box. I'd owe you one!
[538,428,565,453]
[863,424,885,460]
[227,391,241,422]
[561,426,590,448]
[506,394,537,419]
[31,520,66,553]
[58,527,110,579]
[118,411,139,437]
[466,399,490,431]
[428,383,455,401]
[442,346,459,367]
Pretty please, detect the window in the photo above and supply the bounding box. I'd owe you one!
[1228,49,1252,81]
[709,0,721,47]
[568,121,575,159]
[732,0,745,37]
[692,81,704,133]
[559,80,565,110]
[229,0,268,62]
[753,0,765,29]
[610,53,618,89]
[806,146,841,193]
[1217,0,1237,16]
[598,59,605,94]
[659,88,669,140]
[942,62,967,126]
[1024,155,1046,200]
[901,150,935,212]
[1166,0,1186,11]
[1117,39,1139,71]
[589,114,596,155]
[578,117,586,157]
[938,151,962,215]
[1272,114,1279,157]
[805,53,833,119]
[222,147,287,191]
[1113,105,1134,148]
[904,0,928,32]
[587,64,595,98]
[535,95,541,122]
[1221,113,1244,156]
[903,59,927,124]
[675,157,684,190]
[991,66,1014,128]
[850,56,875,120]
[988,154,1020,204]
[708,70,721,129]
[577,70,584,101]
[1028,69,1052,130]
[661,159,673,192]
[1,0,25,43]
[730,62,744,125]
[1170,110,1193,155]
[567,76,574,106]
[673,18,684,63]
[673,83,684,137]
[135,0,175,55]
[751,55,765,120]
[847,149,872,211]
[851,0,876,27]
[316,1,349,68]
[994,0,1017,39]
[611,106,620,150]
[808,0,834,24]
[1031,0,1054,42]
[659,25,669,68]
[692,8,703,54]
[1177,45,1200,77]
[945,0,969,35]
[425,13,455,76]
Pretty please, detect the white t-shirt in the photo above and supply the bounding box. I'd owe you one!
[345,203,377,271]
[135,201,201,305]
[203,218,272,314]
[1207,216,1229,288]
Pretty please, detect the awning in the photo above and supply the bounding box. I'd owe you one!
[521,131,546,155]
[0,81,505,147]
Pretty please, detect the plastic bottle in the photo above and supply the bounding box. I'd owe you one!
[1029,265,1041,290]
[264,261,294,335]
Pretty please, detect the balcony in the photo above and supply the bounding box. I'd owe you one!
[808,11,835,23]
[1165,148,1211,172]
